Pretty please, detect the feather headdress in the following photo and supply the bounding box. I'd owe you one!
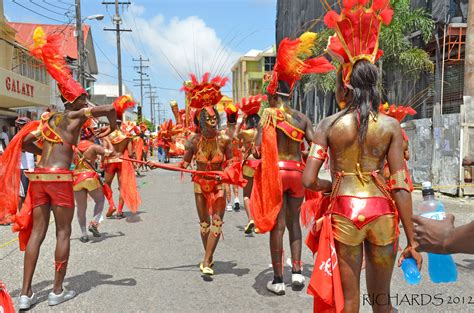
[324,0,394,86]
[30,27,87,102]
[237,94,267,116]
[267,32,335,95]
[181,73,228,116]
[379,103,416,122]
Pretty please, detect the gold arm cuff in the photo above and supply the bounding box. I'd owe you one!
[389,169,410,192]
[84,107,93,118]
[308,143,328,161]
[31,129,42,139]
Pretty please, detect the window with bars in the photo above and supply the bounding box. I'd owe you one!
[264,56,276,72]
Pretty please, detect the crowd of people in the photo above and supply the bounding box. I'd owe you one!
[0,1,473,312]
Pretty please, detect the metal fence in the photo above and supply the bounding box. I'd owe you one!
[403,104,462,195]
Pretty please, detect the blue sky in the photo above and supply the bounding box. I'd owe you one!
[5,0,277,122]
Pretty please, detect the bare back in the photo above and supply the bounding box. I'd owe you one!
[323,112,400,197]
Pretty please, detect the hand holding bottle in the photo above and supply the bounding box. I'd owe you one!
[413,214,456,254]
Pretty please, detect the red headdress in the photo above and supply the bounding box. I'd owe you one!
[181,72,228,117]
[112,95,136,120]
[237,94,267,116]
[324,0,394,86]
[139,122,148,132]
[378,103,416,122]
[30,27,87,103]
[267,32,335,95]
[224,103,239,122]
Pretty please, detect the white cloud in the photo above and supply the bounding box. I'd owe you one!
[123,5,240,82]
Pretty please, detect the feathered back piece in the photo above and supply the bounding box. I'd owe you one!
[181,73,228,116]
[267,32,335,95]
[30,27,87,102]
[324,0,394,86]
[112,95,136,120]
[379,103,416,122]
[237,94,267,116]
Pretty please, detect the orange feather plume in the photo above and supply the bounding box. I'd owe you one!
[112,95,136,120]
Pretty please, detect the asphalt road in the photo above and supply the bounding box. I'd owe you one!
[0,167,473,312]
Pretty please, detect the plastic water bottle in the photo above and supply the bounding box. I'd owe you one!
[401,257,421,285]
[417,182,458,283]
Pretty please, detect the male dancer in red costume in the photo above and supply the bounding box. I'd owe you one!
[302,2,422,312]
[0,27,118,309]
[250,32,334,295]
[103,96,141,219]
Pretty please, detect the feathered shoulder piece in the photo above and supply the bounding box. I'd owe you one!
[267,32,335,95]
[181,73,228,113]
[237,94,267,116]
[324,0,393,86]
[30,27,87,102]
[378,103,416,122]
[112,95,136,120]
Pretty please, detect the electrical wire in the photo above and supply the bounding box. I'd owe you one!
[12,0,70,23]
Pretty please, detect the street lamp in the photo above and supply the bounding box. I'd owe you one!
[83,14,104,22]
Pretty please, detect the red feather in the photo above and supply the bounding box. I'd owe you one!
[190,74,199,86]
[343,0,358,9]
[324,10,340,28]
[380,8,394,25]
[372,0,390,10]
[358,0,370,6]
[202,72,210,83]
[302,57,336,74]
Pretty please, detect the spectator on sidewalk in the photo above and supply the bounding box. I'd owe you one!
[0,125,10,149]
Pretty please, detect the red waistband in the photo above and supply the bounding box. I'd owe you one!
[330,196,395,229]
[244,159,261,168]
[278,160,304,172]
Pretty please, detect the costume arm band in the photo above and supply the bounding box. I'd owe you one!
[389,169,411,192]
[308,143,328,161]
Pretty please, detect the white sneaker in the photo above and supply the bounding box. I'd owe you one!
[18,293,37,310]
[226,204,233,212]
[48,289,77,306]
[292,273,305,287]
[266,281,285,295]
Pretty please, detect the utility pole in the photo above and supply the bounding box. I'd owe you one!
[133,55,149,121]
[145,85,157,126]
[465,1,474,97]
[103,0,131,96]
[75,0,84,86]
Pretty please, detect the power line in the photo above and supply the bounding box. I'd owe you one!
[12,0,70,23]
[29,0,70,16]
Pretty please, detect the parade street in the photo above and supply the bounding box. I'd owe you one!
[1,167,473,313]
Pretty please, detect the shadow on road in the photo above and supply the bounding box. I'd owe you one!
[252,264,314,297]
[235,225,256,238]
[134,260,250,277]
[12,270,137,309]
[89,231,126,244]
[457,258,474,271]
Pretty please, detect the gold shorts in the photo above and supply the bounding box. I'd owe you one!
[242,165,256,178]
[73,178,102,192]
[332,214,397,246]
[194,183,223,194]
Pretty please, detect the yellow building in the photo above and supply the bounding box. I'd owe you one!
[0,0,50,128]
[231,46,275,105]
